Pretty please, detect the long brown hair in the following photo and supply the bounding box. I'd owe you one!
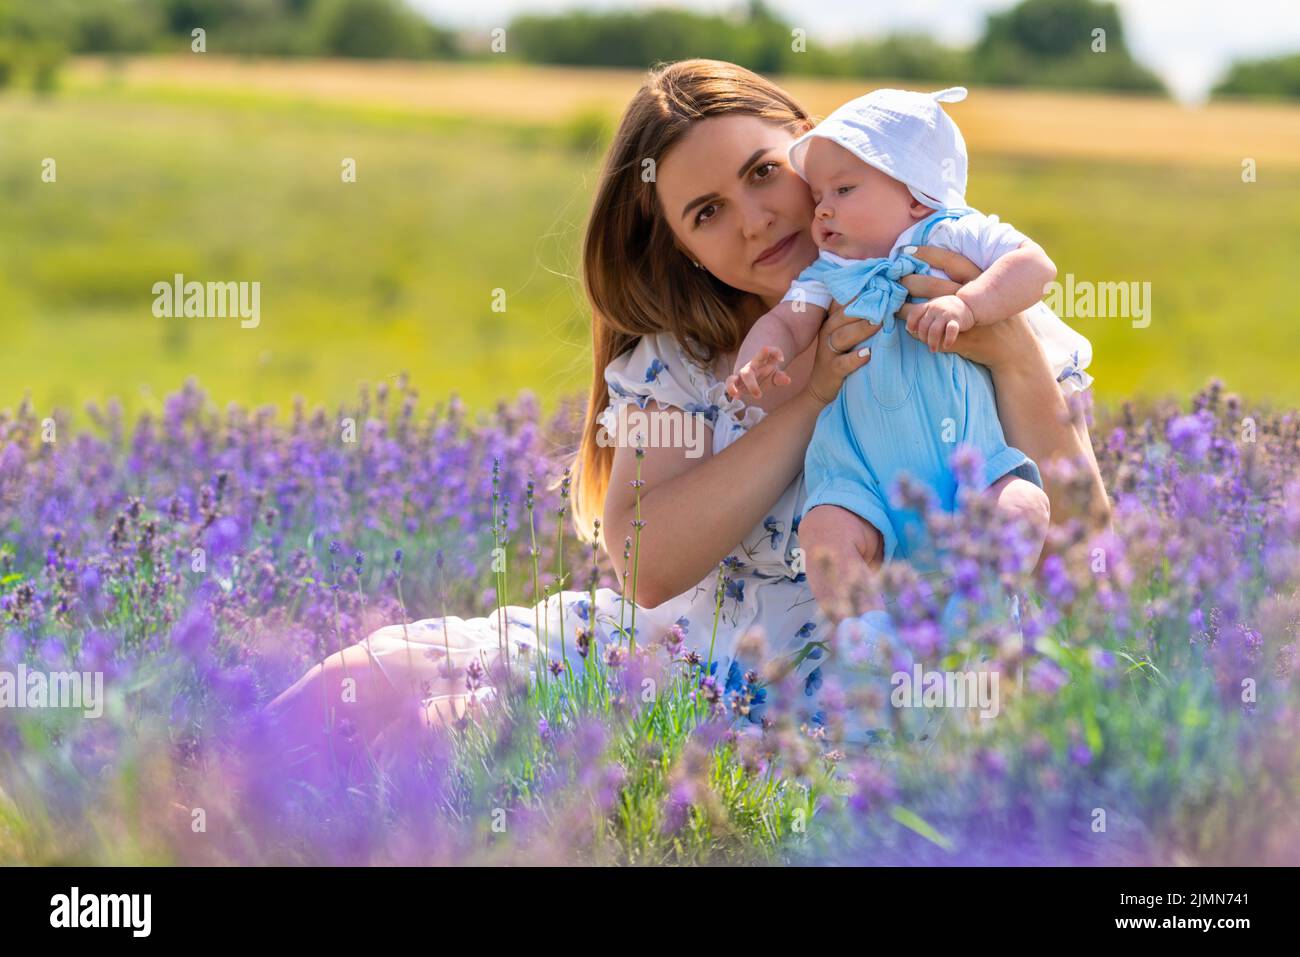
[569,59,812,541]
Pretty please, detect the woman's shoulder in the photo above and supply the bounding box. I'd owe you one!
[603,331,709,405]
[601,331,764,432]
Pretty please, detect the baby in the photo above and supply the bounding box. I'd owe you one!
[725,87,1091,612]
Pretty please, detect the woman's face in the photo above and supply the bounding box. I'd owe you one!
[655,114,819,306]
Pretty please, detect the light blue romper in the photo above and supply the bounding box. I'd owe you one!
[800,207,1042,562]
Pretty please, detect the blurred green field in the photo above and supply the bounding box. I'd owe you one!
[3,58,1300,418]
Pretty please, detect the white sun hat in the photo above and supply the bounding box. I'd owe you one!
[788,86,970,210]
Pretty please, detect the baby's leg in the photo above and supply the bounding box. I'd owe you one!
[985,475,1051,567]
[799,504,884,620]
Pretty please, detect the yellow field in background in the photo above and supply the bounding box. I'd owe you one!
[69,55,1300,169]
[4,56,1298,417]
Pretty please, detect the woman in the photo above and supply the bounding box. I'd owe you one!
[265,59,1108,781]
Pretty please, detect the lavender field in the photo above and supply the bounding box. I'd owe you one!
[1,378,1297,865]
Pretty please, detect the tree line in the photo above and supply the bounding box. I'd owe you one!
[0,0,1296,101]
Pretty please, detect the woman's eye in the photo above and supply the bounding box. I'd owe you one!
[752,161,778,181]
[695,203,718,226]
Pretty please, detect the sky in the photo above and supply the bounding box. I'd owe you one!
[409,0,1300,103]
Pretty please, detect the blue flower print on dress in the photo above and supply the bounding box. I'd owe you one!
[724,659,768,725]
[762,515,784,549]
[609,378,653,410]
[804,666,824,697]
[725,578,745,605]
[644,357,667,384]
[684,401,720,424]
[1056,349,1092,391]
[692,656,719,681]
[784,621,827,682]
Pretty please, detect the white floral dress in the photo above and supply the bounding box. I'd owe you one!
[358,329,835,733]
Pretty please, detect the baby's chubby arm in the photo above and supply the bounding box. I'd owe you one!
[910,240,1056,352]
[725,298,826,400]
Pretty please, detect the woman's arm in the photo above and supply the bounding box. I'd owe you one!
[966,317,1110,527]
[602,311,878,608]
[899,247,1110,527]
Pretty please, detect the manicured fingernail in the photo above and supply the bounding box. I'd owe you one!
[858,347,871,358]
[903,245,918,255]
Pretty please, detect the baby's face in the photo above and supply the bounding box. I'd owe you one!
[802,138,930,259]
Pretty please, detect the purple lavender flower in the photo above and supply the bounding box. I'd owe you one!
[1167,412,1212,462]
[1027,659,1069,696]
[949,445,985,489]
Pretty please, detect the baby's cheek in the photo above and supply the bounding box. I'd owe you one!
[851,201,905,256]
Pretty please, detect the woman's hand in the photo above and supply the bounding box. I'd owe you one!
[897,246,980,330]
[896,245,1033,372]
[942,310,1042,371]
[804,301,877,407]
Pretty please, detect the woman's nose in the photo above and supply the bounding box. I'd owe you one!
[742,205,776,239]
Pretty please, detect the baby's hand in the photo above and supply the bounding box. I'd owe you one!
[908,294,975,352]
[726,346,789,401]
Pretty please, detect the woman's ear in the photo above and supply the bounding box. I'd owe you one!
[672,241,704,271]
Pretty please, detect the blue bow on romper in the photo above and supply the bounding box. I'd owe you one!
[799,208,1042,563]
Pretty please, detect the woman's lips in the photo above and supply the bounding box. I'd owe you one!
[753,231,798,267]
